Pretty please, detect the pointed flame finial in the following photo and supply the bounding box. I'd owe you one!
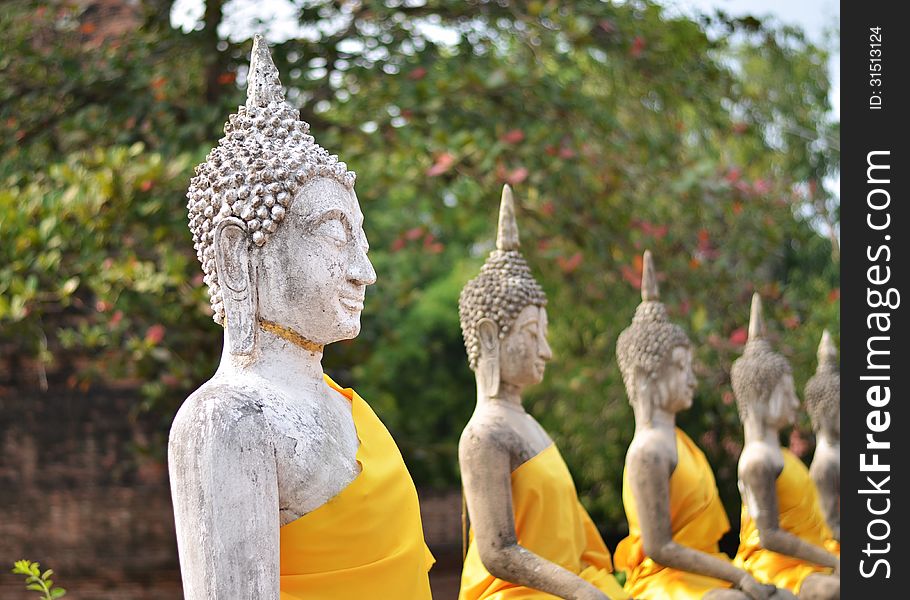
[747,292,766,341]
[818,329,837,366]
[641,250,659,302]
[496,184,521,251]
[246,34,285,108]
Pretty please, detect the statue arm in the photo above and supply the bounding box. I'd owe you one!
[810,459,840,541]
[459,430,610,600]
[168,394,281,599]
[740,457,838,569]
[628,444,756,589]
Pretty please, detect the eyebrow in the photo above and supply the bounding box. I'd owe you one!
[304,208,354,235]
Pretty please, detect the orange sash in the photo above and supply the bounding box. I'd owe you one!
[615,428,734,599]
[459,444,628,599]
[279,375,434,599]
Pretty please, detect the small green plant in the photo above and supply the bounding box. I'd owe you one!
[11,560,66,599]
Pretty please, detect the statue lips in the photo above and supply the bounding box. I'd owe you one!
[338,293,365,313]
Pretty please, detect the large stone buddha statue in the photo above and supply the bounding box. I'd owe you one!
[613,253,793,600]
[167,35,433,599]
[457,185,628,600]
[803,331,840,544]
[730,295,839,599]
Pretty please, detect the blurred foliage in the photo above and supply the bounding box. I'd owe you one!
[0,0,838,532]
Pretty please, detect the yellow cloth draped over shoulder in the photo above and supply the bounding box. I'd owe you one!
[614,428,734,600]
[734,448,838,593]
[459,443,629,600]
[279,375,435,600]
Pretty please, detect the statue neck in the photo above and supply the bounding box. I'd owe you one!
[476,378,524,408]
[632,393,676,434]
[220,321,326,395]
[743,412,779,447]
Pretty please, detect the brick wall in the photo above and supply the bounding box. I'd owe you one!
[0,381,464,599]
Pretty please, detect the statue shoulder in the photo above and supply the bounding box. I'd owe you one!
[169,375,274,450]
[458,414,521,461]
[627,428,675,473]
[738,442,783,484]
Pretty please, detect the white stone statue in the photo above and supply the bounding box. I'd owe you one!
[167,35,432,599]
[804,330,840,542]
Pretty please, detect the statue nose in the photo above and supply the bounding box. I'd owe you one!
[348,247,376,286]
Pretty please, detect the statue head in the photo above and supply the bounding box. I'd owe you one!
[730,294,799,431]
[186,35,375,355]
[616,251,695,423]
[804,330,840,440]
[458,185,550,397]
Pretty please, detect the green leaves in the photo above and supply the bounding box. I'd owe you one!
[11,560,66,599]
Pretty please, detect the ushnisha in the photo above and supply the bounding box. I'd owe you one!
[614,252,794,600]
[168,35,433,600]
[731,294,839,599]
[457,185,628,600]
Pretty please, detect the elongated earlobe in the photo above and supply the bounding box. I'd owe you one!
[633,369,654,426]
[214,218,256,355]
[477,318,501,398]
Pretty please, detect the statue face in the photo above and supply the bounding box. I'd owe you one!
[499,304,552,389]
[659,345,696,413]
[767,372,799,429]
[255,176,376,345]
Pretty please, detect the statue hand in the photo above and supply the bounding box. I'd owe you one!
[736,574,776,600]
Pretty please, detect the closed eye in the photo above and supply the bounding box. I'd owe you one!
[314,219,347,244]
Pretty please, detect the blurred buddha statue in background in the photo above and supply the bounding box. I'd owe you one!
[731,295,839,600]
[614,252,793,600]
[168,34,433,600]
[803,330,840,546]
[457,185,628,600]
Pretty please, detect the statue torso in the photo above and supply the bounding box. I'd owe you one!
[466,401,554,472]
[181,371,360,526]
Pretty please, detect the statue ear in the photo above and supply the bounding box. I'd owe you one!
[214,218,257,356]
[477,318,501,397]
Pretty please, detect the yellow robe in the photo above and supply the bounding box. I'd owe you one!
[615,428,734,599]
[279,375,435,599]
[734,448,838,593]
[459,443,629,599]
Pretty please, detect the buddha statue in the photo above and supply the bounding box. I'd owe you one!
[167,35,433,599]
[613,253,793,600]
[730,294,839,599]
[803,331,840,545]
[457,185,628,600]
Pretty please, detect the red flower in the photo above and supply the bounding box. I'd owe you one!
[729,327,748,346]
[630,36,646,58]
[405,227,424,241]
[557,252,584,274]
[217,72,236,85]
[146,324,166,345]
[426,153,455,177]
[140,180,154,192]
[620,265,641,288]
[501,129,525,144]
[505,167,529,185]
[407,67,428,80]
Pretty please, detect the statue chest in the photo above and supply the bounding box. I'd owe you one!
[264,392,361,526]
